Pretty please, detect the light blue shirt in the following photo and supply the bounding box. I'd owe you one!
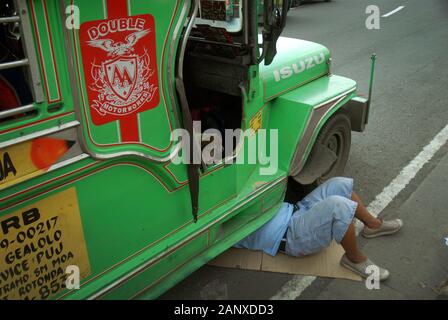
[234,203,294,256]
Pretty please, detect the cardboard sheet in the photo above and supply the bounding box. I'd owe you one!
[208,241,362,282]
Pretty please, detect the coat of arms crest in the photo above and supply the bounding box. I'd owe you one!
[79,15,160,126]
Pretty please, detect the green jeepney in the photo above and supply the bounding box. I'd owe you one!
[0,0,371,299]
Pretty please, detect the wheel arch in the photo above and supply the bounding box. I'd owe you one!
[288,92,354,181]
[266,74,365,182]
[291,95,370,184]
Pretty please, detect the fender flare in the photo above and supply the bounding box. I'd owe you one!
[290,94,369,184]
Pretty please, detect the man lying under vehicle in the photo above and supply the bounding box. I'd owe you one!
[235,177,404,280]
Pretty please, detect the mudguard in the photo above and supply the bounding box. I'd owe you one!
[267,74,362,178]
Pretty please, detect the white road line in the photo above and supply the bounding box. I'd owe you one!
[365,123,448,217]
[382,6,405,18]
[270,123,448,300]
[270,275,316,300]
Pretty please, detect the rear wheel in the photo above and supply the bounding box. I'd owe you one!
[313,112,351,184]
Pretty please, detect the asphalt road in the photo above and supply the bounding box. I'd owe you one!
[162,0,448,300]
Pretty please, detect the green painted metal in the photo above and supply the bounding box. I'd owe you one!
[269,75,357,174]
[0,0,368,300]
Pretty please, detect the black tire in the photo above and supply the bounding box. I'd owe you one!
[313,112,351,185]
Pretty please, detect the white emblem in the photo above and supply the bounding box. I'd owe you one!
[87,29,157,117]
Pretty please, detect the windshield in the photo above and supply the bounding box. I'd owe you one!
[194,0,243,33]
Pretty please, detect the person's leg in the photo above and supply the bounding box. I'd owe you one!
[305,178,383,229]
[320,195,370,263]
[286,195,358,257]
[340,223,367,263]
[297,177,354,211]
[286,195,389,279]
[351,192,382,229]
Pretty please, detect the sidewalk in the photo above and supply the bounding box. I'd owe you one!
[311,151,448,299]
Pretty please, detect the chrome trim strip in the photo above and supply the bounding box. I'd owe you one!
[86,174,288,300]
[0,16,20,23]
[59,0,93,158]
[313,90,352,109]
[0,120,80,149]
[15,0,44,103]
[0,58,28,70]
[48,153,90,172]
[289,89,356,176]
[177,0,199,81]
[82,140,184,162]
[168,0,193,128]
[0,104,34,120]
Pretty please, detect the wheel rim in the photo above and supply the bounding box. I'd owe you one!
[327,134,340,154]
[321,130,344,179]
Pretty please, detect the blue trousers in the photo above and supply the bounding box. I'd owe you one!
[285,177,358,257]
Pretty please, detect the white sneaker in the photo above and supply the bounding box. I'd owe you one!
[362,219,404,239]
[340,254,390,281]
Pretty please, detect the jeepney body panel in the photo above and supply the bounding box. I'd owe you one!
[0,0,368,300]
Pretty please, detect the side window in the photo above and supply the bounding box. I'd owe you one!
[0,0,78,148]
[0,0,43,126]
[0,1,84,190]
